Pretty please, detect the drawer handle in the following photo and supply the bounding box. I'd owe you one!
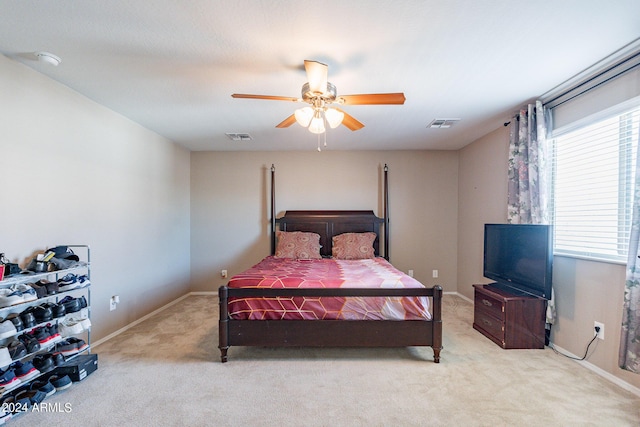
[482,318,492,327]
[482,299,493,307]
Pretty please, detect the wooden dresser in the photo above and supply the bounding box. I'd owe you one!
[472,284,546,349]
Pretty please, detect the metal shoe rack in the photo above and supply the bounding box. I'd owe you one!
[0,244,91,398]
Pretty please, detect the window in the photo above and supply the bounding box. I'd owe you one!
[551,105,640,262]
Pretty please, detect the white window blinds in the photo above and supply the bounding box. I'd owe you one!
[551,106,640,261]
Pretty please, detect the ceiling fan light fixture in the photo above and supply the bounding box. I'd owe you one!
[294,107,314,127]
[308,112,325,134]
[325,108,344,129]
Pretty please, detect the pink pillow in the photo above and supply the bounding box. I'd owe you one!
[274,231,322,259]
[332,232,376,259]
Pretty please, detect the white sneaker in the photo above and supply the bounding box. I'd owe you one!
[0,289,23,307]
[0,320,16,340]
[0,347,12,370]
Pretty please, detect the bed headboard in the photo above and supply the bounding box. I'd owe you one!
[274,210,385,258]
[269,165,390,259]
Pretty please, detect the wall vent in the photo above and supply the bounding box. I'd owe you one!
[427,118,461,129]
[225,133,253,141]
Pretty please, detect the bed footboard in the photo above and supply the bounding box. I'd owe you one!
[218,285,443,363]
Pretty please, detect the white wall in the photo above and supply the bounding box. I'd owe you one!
[0,54,191,341]
[190,150,459,293]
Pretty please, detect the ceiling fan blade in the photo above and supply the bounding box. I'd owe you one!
[232,94,299,102]
[338,93,406,105]
[276,114,297,128]
[336,108,364,131]
[304,60,328,95]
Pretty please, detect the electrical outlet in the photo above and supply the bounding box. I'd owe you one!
[594,321,604,340]
[432,270,438,278]
[110,297,117,311]
[408,269,414,277]
[221,269,228,278]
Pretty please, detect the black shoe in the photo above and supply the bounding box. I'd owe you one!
[33,305,53,323]
[7,340,27,360]
[5,313,24,332]
[32,353,55,374]
[59,296,81,314]
[19,309,37,329]
[51,302,66,318]
[17,333,41,353]
[51,352,65,366]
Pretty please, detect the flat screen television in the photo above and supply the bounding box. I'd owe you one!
[483,223,553,300]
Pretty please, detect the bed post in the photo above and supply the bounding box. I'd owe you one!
[432,285,443,363]
[270,164,276,255]
[218,285,229,363]
[383,164,390,260]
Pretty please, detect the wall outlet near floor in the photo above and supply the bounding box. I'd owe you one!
[110,295,119,311]
[408,269,414,277]
[594,321,605,340]
[432,269,439,278]
[221,269,228,278]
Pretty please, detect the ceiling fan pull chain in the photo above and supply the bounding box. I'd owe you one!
[317,133,321,152]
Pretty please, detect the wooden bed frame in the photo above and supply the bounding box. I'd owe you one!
[218,165,443,363]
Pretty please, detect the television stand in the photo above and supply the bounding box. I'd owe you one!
[473,284,546,349]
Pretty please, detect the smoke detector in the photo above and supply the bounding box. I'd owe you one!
[34,51,62,66]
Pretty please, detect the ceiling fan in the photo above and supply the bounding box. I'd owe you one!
[231,60,406,134]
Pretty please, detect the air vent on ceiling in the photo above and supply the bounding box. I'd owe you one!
[427,118,461,129]
[225,133,253,141]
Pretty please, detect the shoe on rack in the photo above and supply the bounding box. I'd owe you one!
[0,346,12,368]
[12,360,40,382]
[59,316,90,336]
[59,296,81,314]
[51,352,65,367]
[5,313,24,332]
[0,289,24,308]
[19,309,36,329]
[57,273,79,292]
[15,389,46,406]
[30,378,56,398]
[17,333,41,354]
[37,279,59,295]
[33,305,53,324]
[77,274,91,288]
[28,282,48,299]
[32,353,55,374]
[7,340,27,360]
[54,337,87,357]
[0,319,17,340]
[48,374,72,391]
[0,368,21,392]
[12,284,37,304]
[45,323,62,344]
[31,326,57,346]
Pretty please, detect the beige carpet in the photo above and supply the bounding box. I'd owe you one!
[9,294,640,427]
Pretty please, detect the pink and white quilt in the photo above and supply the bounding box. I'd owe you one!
[227,256,431,321]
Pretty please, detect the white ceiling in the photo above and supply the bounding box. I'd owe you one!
[1,0,639,151]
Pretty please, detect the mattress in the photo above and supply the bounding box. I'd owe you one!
[227,256,431,321]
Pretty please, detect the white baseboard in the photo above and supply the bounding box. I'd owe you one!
[444,291,473,303]
[550,344,640,398]
[92,292,197,348]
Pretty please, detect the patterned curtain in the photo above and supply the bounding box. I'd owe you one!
[619,131,640,374]
[506,101,554,328]
[507,100,549,225]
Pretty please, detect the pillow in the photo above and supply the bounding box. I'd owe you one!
[332,232,376,259]
[274,231,322,259]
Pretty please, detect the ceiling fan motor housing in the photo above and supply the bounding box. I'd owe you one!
[301,82,337,104]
